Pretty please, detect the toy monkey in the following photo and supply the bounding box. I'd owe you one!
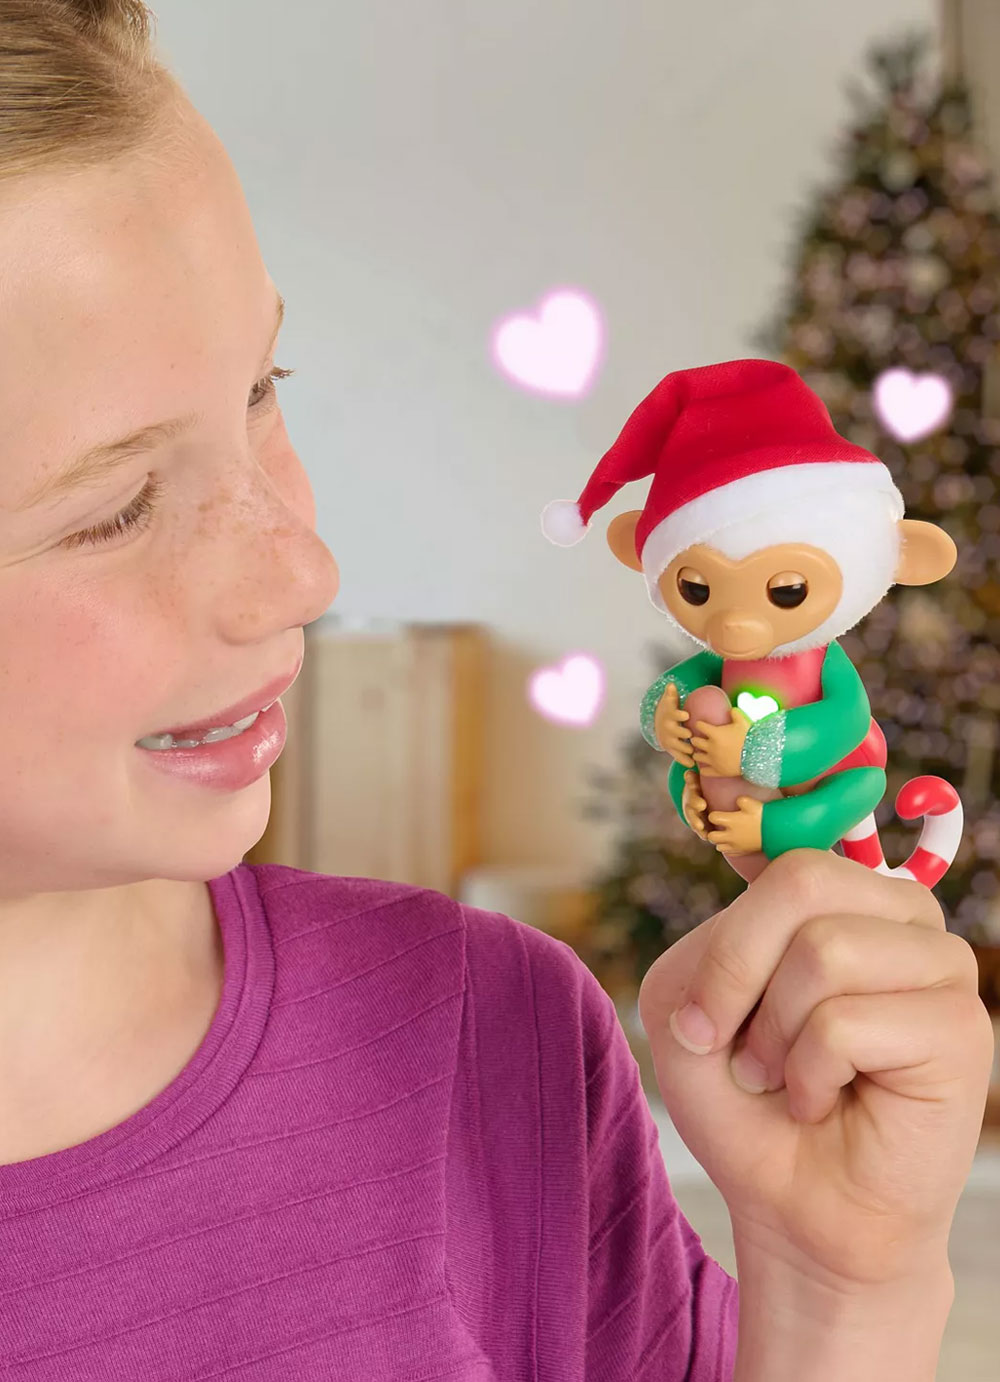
[541,358,963,888]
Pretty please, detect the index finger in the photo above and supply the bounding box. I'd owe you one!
[670,849,945,1055]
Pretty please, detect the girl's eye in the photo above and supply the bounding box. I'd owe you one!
[248,364,295,413]
[62,365,296,549]
[61,475,166,550]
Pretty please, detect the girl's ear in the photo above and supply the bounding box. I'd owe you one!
[606,510,645,572]
[894,519,958,586]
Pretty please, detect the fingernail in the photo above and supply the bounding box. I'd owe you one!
[730,1047,769,1094]
[669,1002,717,1054]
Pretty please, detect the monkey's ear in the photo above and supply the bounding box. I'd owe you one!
[606,510,644,572]
[894,519,958,586]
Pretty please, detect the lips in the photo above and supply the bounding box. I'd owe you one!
[146,659,303,739]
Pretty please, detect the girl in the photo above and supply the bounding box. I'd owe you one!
[0,4,991,1378]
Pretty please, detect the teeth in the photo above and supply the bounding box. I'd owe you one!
[194,711,262,744]
[137,709,262,752]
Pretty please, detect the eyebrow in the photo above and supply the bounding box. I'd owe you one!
[16,289,286,512]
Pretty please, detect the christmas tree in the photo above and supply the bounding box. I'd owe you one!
[581,32,1000,991]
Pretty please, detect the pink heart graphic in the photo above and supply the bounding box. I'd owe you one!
[872,368,954,443]
[529,654,605,727]
[492,289,605,398]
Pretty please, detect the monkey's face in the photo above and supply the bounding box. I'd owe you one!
[658,542,844,659]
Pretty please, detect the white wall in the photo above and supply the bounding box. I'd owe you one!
[156,0,939,876]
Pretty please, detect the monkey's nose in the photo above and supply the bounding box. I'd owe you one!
[707,614,770,656]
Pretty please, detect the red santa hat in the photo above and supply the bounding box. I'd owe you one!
[541,358,905,649]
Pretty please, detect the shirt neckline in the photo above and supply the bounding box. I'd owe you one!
[0,863,272,1211]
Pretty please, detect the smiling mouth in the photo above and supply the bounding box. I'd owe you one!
[139,658,303,743]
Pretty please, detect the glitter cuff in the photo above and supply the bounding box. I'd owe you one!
[741,711,786,788]
[639,668,698,751]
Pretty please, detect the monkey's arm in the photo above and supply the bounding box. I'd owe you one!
[639,648,724,751]
[739,641,870,789]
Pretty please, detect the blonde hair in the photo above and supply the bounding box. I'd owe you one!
[0,1,179,184]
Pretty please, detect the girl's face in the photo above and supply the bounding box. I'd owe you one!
[0,96,339,902]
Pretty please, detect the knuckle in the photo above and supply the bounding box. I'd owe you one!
[895,875,945,928]
[940,986,994,1064]
[920,885,946,930]
[970,997,997,1064]
[958,983,992,1030]
[792,914,853,983]
[942,930,986,991]
[808,994,852,1050]
[768,848,830,910]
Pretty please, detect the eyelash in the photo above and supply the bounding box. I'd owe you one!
[62,366,296,550]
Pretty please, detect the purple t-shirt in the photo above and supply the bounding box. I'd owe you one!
[0,863,738,1378]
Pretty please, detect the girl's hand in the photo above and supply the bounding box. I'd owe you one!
[638,850,994,1297]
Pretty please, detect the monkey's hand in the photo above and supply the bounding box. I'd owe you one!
[690,706,751,778]
[653,682,695,766]
[705,795,765,856]
[681,769,710,839]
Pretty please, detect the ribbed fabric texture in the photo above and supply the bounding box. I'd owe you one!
[0,863,738,1379]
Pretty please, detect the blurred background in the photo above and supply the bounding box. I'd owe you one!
[158,1,998,1374]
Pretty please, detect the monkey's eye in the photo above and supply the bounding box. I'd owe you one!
[677,567,711,606]
[767,572,808,609]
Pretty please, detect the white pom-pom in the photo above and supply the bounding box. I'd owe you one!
[541,499,588,546]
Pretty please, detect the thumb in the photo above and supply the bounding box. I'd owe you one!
[637,916,717,1033]
[637,916,773,1175]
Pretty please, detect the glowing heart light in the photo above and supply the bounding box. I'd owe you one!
[736,690,780,723]
[872,368,953,443]
[492,288,605,398]
[529,653,605,727]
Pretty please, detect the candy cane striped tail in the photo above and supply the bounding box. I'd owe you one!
[839,776,963,887]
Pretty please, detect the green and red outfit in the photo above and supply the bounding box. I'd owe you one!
[640,640,887,859]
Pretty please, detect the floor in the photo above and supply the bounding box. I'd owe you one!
[618,1004,1000,1379]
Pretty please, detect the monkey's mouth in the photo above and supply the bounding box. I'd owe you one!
[706,617,773,660]
[712,642,771,661]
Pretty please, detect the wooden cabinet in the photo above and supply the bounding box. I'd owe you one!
[245,619,486,897]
